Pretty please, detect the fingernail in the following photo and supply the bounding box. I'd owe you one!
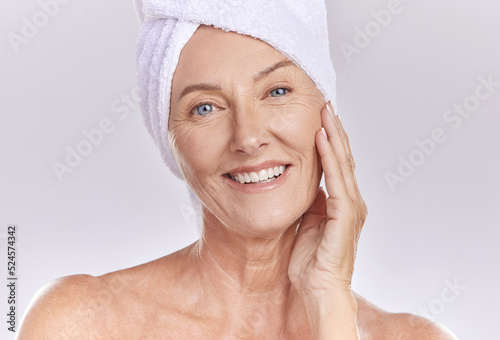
[326,103,336,118]
[337,114,343,124]
[321,127,327,138]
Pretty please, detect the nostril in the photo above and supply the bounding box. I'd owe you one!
[230,120,270,155]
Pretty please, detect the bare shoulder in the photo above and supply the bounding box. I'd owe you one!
[354,292,458,340]
[386,312,458,340]
[17,256,180,339]
[17,274,117,339]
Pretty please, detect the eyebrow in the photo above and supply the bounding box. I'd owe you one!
[178,59,295,100]
[179,83,222,100]
[253,59,295,83]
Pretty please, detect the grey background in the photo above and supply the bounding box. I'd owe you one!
[1,0,499,338]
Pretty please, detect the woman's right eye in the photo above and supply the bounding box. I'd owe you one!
[269,87,289,98]
[193,103,214,116]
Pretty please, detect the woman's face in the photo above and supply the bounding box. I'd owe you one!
[169,26,325,236]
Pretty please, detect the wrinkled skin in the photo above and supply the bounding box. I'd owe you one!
[169,25,325,237]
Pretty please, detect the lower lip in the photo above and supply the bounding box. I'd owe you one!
[221,166,291,193]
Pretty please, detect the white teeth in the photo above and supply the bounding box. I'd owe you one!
[258,169,267,181]
[250,172,260,183]
[229,165,287,184]
[237,173,245,184]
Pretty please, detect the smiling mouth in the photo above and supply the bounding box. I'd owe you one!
[225,165,288,184]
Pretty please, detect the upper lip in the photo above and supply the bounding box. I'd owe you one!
[225,160,289,176]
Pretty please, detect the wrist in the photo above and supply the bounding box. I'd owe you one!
[302,289,357,317]
[301,290,359,340]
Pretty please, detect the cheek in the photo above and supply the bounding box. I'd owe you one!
[169,123,226,181]
[169,120,230,183]
[269,98,323,156]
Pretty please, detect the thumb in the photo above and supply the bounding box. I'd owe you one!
[298,187,327,235]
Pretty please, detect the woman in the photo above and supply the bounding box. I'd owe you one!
[18,1,457,339]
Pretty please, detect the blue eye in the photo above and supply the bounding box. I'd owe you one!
[195,104,214,115]
[270,88,288,97]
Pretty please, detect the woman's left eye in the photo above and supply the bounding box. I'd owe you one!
[269,88,289,97]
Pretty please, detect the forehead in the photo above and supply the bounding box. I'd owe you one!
[174,25,296,84]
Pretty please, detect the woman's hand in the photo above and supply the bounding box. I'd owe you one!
[288,103,367,338]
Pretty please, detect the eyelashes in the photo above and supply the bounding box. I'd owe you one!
[189,86,293,116]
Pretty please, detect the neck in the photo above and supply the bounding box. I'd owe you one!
[185,207,307,335]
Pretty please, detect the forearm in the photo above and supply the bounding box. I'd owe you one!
[302,290,360,340]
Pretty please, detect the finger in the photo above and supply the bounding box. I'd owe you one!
[327,103,367,219]
[299,187,327,233]
[315,119,350,208]
[321,107,358,202]
[316,120,358,271]
[327,103,355,170]
[327,102,364,204]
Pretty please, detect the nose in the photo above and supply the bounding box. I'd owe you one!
[229,105,270,155]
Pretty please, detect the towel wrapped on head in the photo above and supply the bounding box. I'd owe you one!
[134,0,337,224]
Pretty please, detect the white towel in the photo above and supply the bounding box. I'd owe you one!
[134,0,337,223]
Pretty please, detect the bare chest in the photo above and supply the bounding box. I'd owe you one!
[107,305,313,340]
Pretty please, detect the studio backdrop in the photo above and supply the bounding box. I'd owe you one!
[1,0,499,339]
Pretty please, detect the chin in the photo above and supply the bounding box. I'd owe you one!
[225,203,303,238]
